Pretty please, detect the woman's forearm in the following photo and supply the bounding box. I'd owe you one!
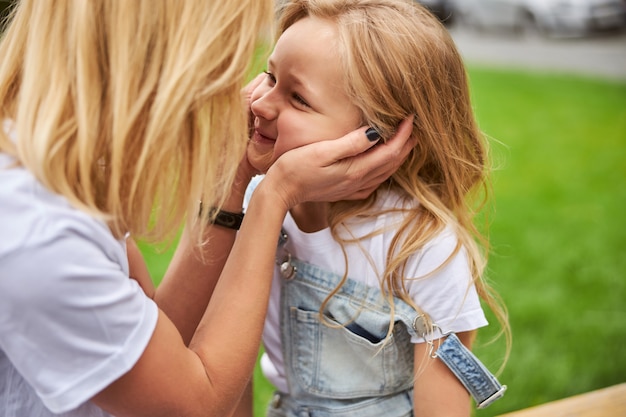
[187,179,288,402]
[154,178,250,345]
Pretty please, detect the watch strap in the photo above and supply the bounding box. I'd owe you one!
[208,207,244,230]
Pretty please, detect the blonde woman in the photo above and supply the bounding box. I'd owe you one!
[239,0,511,416]
[0,1,414,416]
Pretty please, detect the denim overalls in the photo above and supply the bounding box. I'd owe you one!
[267,231,506,417]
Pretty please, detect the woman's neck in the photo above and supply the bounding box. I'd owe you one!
[290,201,329,233]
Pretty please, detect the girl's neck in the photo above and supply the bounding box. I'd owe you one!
[290,201,329,233]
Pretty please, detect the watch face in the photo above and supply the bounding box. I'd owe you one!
[209,208,244,230]
[217,211,238,227]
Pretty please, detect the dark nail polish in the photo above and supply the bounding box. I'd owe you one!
[365,127,381,142]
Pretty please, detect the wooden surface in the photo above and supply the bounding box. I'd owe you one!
[498,383,626,417]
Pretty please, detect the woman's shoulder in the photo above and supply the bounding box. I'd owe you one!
[0,161,123,260]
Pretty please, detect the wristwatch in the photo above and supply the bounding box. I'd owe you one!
[208,207,244,230]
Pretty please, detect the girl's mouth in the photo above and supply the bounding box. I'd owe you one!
[252,128,276,145]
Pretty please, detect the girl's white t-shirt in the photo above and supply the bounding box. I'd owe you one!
[245,176,488,394]
[0,152,158,416]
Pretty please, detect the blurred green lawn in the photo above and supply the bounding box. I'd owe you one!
[139,67,626,416]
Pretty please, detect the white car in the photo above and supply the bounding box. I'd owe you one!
[451,0,626,36]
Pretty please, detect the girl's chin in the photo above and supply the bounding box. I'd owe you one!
[247,145,275,174]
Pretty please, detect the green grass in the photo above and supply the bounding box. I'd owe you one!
[466,68,626,416]
[139,68,626,416]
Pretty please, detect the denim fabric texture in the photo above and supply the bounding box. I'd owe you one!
[266,390,413,417]
[435,333,507,408]
[275,257,417,416]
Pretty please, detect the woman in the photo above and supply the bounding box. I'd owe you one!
[0,1,413,416]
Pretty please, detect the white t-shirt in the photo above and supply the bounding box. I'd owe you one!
[246,176,488,393]
[0,152,159,416]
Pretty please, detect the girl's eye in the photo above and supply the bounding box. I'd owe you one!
[263,70,276,85]
[263,70,310,109]
[292,94,310,108]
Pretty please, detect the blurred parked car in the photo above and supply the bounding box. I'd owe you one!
[450,0,626,37]
[415,0,454,23]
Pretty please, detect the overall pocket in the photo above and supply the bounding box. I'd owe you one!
[287,306,414,399]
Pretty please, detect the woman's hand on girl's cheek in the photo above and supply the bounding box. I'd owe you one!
[243,73,266,137]
[263,116,414,208]
[339,116,416,200]
[230,73,267,198]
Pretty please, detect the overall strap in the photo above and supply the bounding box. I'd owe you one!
[412,315,507,409]
[435,334,507,409]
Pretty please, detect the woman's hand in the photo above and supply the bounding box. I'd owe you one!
[225,74,271,204]
[243,73,266,140]
[263,116,414,210]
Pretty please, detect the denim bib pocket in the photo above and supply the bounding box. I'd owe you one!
[287,306,414,399]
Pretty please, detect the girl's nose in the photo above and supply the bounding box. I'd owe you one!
[251,88,278,121]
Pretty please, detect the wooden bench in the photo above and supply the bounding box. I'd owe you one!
[497,383,626,417]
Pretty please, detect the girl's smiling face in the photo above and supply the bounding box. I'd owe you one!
[248,16,363,173]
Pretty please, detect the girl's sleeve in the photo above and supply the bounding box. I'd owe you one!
[403,228,488,343]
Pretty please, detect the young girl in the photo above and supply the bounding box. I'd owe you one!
[241,0,510,416]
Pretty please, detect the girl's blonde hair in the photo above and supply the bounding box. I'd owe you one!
[278,0,510,362]
[0,0,273,242]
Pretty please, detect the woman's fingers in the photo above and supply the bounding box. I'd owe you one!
[318,115,415,200]
[243,73,265,104]
[265,116,414,206]
[243,73,266,137]
[355,115,415,172]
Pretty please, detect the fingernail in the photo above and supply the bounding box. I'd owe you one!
[365,127,381,142]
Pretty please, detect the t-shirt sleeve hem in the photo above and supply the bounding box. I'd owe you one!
[410,309,489,344]
[40,298,159,413]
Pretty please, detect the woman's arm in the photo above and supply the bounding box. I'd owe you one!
[413,331,476,417]
[229,380,254,417]
[152,187,248,345]
[127,238,156,299]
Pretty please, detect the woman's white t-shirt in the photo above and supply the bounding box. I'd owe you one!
[0,152,158,416]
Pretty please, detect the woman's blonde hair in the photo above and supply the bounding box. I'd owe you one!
[0,0,273,242]
[278,0,510,362]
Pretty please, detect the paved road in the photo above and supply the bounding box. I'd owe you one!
[448,26,626,82]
